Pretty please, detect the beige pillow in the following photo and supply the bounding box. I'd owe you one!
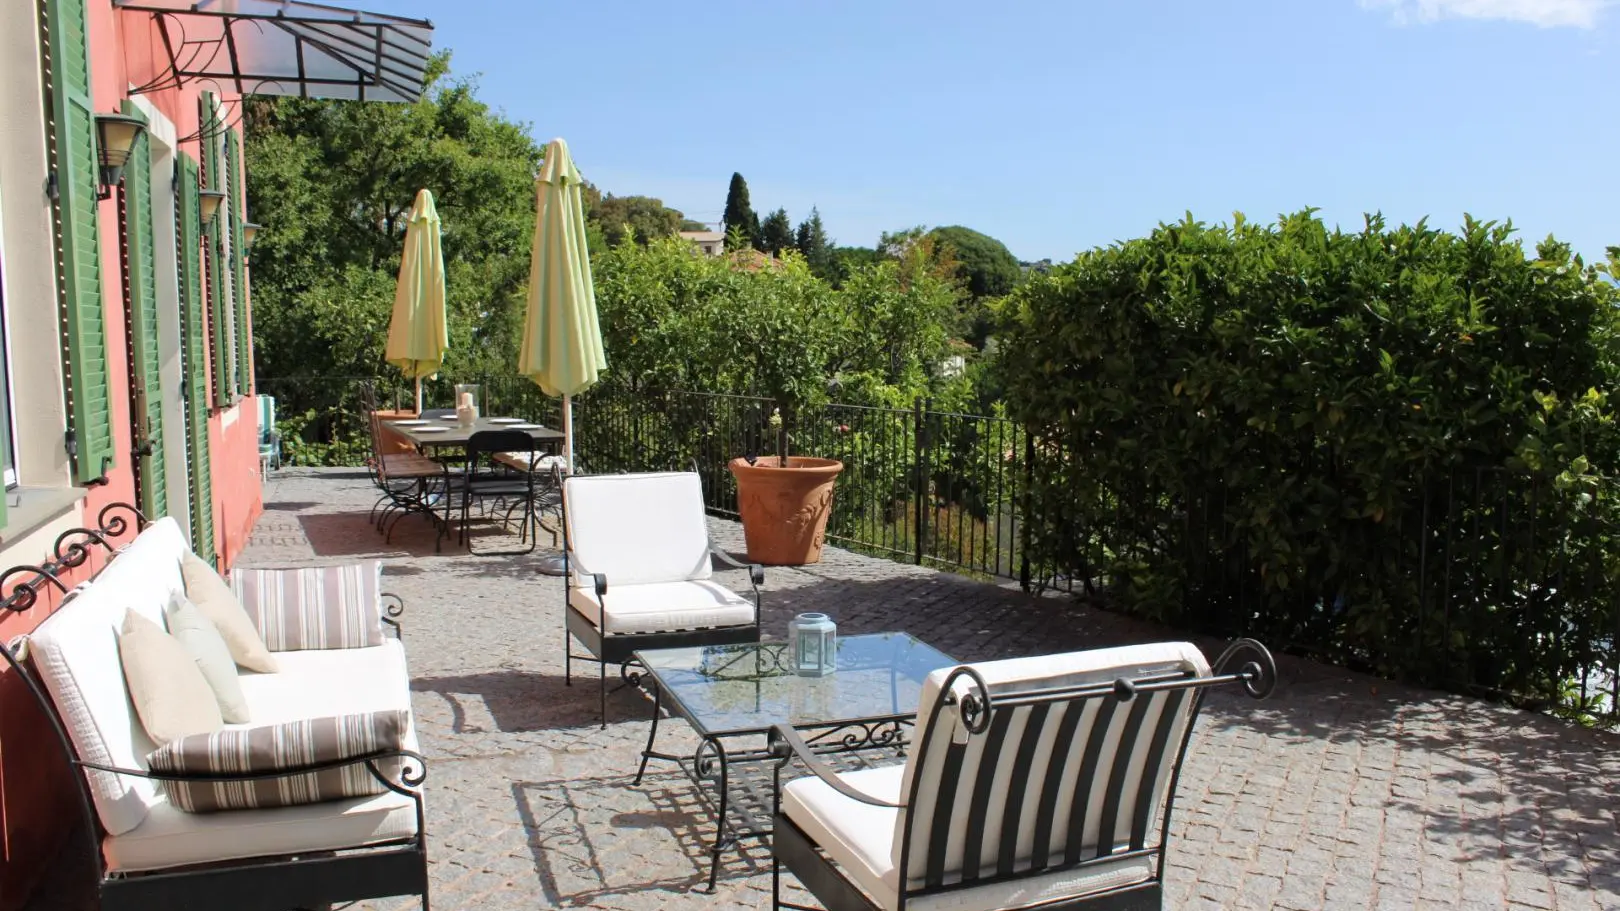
[180,552,277,673]
[118,610,223,747]
[164,594,250,723]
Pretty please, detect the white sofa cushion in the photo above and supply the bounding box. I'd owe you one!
[897,643,1210,892]
[568,580,754,634]
[30,518,191,836]
[563,472,712,586]
[104,711,423,874]
[181,552,278,672]
[164,594,251,723]
[782,764,1154,911]
[237,638,413,723]
[118,609,225,745]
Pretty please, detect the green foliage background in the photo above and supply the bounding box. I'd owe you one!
[246,56,541,382]
[999,209,1620,711]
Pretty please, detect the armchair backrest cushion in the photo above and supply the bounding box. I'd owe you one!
[258,395,276,443]
[563,472,711,586]
[896,642,1211,893]
[28,517,192,836]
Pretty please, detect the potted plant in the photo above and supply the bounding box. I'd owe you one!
[730,408,843,564]
[724,266,844,565]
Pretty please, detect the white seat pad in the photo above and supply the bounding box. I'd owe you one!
[568,580,754,634]
[103,785,420,873]
[783,765,1155,911]
[237,639,413,724]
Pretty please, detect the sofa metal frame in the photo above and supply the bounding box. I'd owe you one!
[558,471,765,726]
[768,638,1278,911]
[0,502,431,911]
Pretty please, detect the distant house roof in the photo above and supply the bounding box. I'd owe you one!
[680,231,725,243]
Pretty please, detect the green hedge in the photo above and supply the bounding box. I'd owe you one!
[1000,211,1620,713]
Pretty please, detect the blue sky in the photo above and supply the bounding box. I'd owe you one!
[379,0,1617,263]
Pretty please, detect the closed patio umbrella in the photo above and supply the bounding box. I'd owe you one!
[519,138,606,473]
[384,188,448,413]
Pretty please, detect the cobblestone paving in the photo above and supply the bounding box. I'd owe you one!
[29,467,1620,910]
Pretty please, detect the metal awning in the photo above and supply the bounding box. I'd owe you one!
[115,0,433,103]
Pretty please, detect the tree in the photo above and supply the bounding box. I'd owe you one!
[926,226,1021,299]
[245,52,541,383]
[795,207,835,280]
[722,172,760,248]
[586,193,688,247]
[760,207,795,255]
[830,245,882,286]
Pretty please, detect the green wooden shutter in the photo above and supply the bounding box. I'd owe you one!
[226,128,249,396]
[44,0,113,484]
[178,153,215,563]
[121,101,167,519]
[200,91,230,408]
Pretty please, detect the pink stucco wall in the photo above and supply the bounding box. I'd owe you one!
[0,3,263,905]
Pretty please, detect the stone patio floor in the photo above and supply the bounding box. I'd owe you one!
[31,467,1620,909]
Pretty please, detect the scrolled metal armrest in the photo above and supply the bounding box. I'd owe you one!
[709,547,765,587]
[767,724,904,809]
[380,592,406,637]
[77,748,429,790]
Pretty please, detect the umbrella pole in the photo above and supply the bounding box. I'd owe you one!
[562,393,574,474]
[538,393,576,577]
[415,377,423,415]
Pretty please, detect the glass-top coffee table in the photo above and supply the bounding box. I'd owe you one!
[630,632,957,890]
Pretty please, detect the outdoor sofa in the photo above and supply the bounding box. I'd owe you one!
[0,508,429,911]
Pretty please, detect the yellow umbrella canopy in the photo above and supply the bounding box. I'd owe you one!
[384,188,448,411]
[519,138,606,469]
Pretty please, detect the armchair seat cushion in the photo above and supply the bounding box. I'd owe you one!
[568,580,755,634]
[783,765,1155,911]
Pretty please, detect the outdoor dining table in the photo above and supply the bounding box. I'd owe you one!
[386,415,565,451]
[386,416,567,552]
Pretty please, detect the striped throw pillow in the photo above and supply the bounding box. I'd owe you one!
[231,562,384,651]
[148,710,409,813]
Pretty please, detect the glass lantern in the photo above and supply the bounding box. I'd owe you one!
[453,383,480,426]
[790,613,837,677]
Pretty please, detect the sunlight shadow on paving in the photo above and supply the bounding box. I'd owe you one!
[509,770,771,906]
[414,670,614,733]
[296,511,436,560]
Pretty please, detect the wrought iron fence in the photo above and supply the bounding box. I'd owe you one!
[257,376,1041,583]
[258,374,1620,722]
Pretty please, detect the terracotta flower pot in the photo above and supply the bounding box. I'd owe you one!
[729,456,844,565]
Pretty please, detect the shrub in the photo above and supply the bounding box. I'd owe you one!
[1000,211,1620,710]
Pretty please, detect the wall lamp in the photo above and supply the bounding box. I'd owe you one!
[94,112,146,200]
[242,222,262,249]
[199,189,226,228]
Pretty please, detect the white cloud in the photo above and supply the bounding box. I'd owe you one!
[1359,0,1611,28]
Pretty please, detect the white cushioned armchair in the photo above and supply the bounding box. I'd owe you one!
[561,471,764,722]
[768,639,1277,911]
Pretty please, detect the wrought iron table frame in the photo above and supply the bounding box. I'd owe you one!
[629,636,955,892]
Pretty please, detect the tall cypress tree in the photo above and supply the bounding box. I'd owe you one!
[722,172,760,248]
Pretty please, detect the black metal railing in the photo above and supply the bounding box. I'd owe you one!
[257,377,1039,583]
[257,374,1620,723]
